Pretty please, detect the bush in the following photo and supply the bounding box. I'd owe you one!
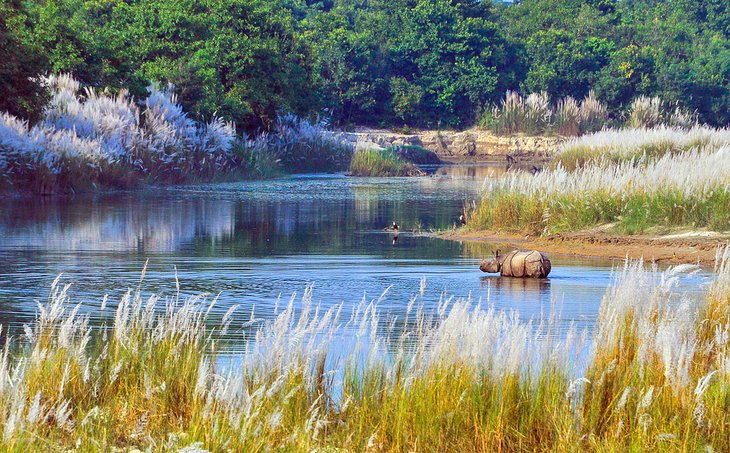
[387,144,441,165]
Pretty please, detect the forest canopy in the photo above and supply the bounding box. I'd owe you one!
[2,0,730,131]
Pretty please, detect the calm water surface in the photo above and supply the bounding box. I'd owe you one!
[0,165,710,347]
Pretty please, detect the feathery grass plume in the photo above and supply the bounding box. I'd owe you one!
[485,91,609,137]
[483,90,525,135]
[554,125,730,171]
[0,270,584,451]
[627,96,664,128]
[468,145,730,234]
[246,113,353,173]
[668,103,699,130]
[483,90,554,135]
[523,91,552,135]
[578,90,609,134]
[0,75,241,193]
[555,96,581,136]
[579,250,730,450]
[4,253,730,450]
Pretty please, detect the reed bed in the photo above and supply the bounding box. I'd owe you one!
[0,75,240,193]
[482,90,609,136]
[554,126,730,171]
[1,250,730,451]
[0,76,354,193]
[468,146,730,234]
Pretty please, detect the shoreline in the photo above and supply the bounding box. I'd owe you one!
[437,229,730,266]
[335,128,564,163]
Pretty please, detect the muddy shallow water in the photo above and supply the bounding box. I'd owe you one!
[0,166,710,348]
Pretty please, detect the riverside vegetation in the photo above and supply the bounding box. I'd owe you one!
[467,124,730,235]
[0,76,354,194]
[0,249,727,451]
[349,145,440,177]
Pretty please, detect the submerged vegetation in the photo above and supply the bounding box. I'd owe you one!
[0,250,728,451]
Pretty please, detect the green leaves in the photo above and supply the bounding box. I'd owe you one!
[4,0,730,130]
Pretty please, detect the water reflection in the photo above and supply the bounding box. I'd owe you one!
[480,275,552,298]
[0,167,712,348]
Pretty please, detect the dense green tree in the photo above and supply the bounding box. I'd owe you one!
[4,0,730,129]
[306,0,513,127]
[0,0,49,122]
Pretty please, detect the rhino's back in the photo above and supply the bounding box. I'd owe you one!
[501,250,551,278]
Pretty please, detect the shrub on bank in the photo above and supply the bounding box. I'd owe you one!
[0,249,729,450]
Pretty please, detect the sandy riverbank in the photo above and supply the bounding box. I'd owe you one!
[439,229,730,266]
[335,128,565,163]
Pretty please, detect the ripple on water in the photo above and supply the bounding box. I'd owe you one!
[0,167,714,350]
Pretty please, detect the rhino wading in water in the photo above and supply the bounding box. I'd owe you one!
[480,250,551,278]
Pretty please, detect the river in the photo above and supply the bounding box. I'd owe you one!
[0,165,709,348]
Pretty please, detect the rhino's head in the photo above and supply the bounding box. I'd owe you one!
[479,250,501,273]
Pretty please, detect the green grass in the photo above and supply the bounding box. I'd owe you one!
[467,188,730,235]
[468,144,730,235]
[2,251,730,451]
[349,148,423,177]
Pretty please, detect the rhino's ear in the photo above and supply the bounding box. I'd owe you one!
[495,250,500,258]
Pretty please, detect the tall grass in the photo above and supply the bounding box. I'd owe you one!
[468,145,730,234]
[349,146,423,177]
[627,96,698,129]
[0,75,241,193]
[579,250,730,449]
[482,91,609,136]
[554,126,730,171]
[0,76,354,193]
[483,91,699,138]
[1,250,730,450]
[246,113,354,173]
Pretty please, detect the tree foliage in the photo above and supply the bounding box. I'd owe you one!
[1,0,730,129]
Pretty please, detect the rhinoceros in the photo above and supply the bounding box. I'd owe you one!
[479,250,551,278]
